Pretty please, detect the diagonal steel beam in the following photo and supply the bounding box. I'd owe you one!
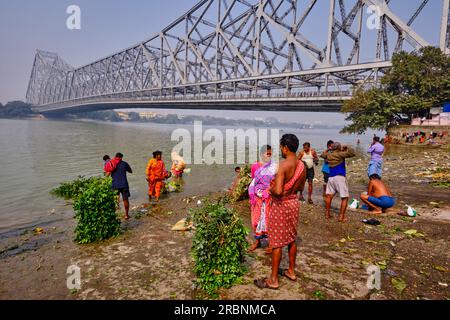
[362,0,430,50]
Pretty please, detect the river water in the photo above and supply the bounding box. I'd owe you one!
[0,117,376,237]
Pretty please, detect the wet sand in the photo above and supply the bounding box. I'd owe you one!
[0,147,449,300]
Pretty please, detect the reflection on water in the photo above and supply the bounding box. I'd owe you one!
[0,118,376,234]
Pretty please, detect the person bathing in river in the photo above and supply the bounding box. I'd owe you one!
[254,134,306,290]
[298,142,319,204]
[105,153,133,220]
[146,151,169,203]
[248,145,275,253]
[360,174,395,214]
[171,151,186,178]
[367,136,384,178]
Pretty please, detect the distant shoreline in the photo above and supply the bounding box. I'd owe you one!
[0,113,344,130]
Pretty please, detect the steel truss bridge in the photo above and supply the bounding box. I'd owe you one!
[26,0,450,113]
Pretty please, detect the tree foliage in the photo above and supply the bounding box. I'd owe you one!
[342,47,450,134]
[0,101,35,118]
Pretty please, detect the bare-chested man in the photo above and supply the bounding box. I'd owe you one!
[254,134,306,290]
[360,174,395,214]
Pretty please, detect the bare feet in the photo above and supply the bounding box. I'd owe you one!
[265,247,273,255]
[279,269,297,282]
[248,240,260,252]
[338,215,347,223]
[124,215,130,220]
[325,212,332,219]
[254,278,279,290]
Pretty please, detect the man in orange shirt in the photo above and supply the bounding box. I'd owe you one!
[146,151,169,202]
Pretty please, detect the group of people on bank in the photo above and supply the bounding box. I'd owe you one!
[102,151,186,220]
[98,132,395,290]
[246,134,395,289]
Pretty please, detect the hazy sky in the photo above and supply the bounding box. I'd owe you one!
[0,0,445,104]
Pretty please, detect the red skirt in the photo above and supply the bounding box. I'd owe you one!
[268,195,300,248]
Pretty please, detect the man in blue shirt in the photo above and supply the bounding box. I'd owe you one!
[321,142,355,222]
[106,152,133,220]
[321,140,334,198]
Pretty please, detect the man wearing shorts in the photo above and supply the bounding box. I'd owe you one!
[360,174,395,214]
[107,152,133,220]
[321,142,355,222]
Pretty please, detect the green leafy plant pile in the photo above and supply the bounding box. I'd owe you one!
[50,176,99,200]
[51,176,121,244]
[230,165,252,202]
[73,177,121,244]
[190,198,248,295]
[163,180,182,193]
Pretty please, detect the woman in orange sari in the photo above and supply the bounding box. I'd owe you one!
[146,151,169,202]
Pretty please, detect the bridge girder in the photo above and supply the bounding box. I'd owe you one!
[26,0,450,113]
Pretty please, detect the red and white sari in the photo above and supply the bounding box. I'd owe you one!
[268,161,304,248]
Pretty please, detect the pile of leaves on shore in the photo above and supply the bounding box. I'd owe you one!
[50,176,121,244]
[50,176,100,200]
[163,180,183,194]
[430,168,450,188]
[230,165,252,202]
[190,198,248,296]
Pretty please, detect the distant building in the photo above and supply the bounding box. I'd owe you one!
[138,111,157,119]
[116,111,130,121]
[411,105,450,126]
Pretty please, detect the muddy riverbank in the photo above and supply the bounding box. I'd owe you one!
[0,146,449,300]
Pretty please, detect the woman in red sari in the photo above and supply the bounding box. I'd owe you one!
[254,134,306,290]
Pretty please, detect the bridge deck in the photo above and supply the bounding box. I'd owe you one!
[35,95,350,114]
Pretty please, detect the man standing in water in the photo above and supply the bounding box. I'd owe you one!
[322,142,355,222]
[298,142,319,204]
[106,152,133,220]
[254,134,306,290]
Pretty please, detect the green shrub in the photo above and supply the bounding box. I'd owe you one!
[50,176,100,200]
[230,165,252,202]
[71,177,121,244]
[51,176,121,243]
[190,198,248,296]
